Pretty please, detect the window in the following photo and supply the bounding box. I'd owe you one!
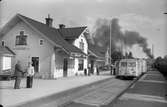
[15,31,27,46]
[79,39,84,51]
[2,56,11,70]
[78,59,84,70]
[121,62,127,67]
[128,62,136,67]
[39,39,44,45]
[1,40,5,46]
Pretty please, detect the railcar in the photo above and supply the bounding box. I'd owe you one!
[116,58,146,79]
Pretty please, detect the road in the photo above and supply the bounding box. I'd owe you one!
[35,72,132,107]
[61,69,167,107]
[106,69,167,107]
[61,77,132,107]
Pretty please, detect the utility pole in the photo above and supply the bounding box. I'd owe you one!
[124,39,127,59]
[152,44,154,58]
[109,20,112,65]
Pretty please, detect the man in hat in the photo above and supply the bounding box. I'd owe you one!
[14,60,23,89]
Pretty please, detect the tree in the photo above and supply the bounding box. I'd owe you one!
[111,51,123,62]
[154,56,167,76]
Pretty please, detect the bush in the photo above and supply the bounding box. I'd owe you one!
[154,57,167,77]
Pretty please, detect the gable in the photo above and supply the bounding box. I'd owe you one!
[73,33,88,54]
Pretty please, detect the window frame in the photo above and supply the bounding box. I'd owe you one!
[78,59,84,70]
[1,40,5,46]
[15,31,28,46]
[79,39,84,51]
[39,39,44,46]
[2,56,12,70]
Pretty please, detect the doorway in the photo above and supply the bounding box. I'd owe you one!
[90,60,94,74]
[32,57,39,72]
[63,58,68,77]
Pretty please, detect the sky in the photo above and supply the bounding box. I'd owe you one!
[0,0,167,58]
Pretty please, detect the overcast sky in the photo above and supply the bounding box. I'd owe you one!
[0,0,167,58]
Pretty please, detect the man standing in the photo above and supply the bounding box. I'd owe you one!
[26,62,34,88]
[14,61,23,89]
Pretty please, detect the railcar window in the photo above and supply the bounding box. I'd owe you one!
[128,62,136,67]
[121,62,127,67]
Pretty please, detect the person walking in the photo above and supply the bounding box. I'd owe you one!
[26,62,35,88]
[14,60,23,89]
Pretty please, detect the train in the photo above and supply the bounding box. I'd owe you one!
[115,58,147,79]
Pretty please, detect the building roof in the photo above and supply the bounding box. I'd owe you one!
[0,46,15,56]
[57,27,87,39]
[0,14,86,55]
[88,44,106,60]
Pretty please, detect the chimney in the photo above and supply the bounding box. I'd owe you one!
[59,24,65,29]
[45,14,53,27]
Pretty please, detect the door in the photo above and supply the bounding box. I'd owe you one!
[32,57,39,73]
[90,60,94,74]
[63,58,68,77]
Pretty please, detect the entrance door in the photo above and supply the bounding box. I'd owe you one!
[63,58,68,77]
[32,57,39,72]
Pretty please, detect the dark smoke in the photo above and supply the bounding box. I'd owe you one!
[124,31,153,58]
[91,18,153,58]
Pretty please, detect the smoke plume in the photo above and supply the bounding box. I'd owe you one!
[91,18,153,58]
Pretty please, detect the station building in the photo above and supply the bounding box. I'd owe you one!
[0,14,88,79]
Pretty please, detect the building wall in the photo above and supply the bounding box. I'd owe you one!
[67,58,75,76]
[53,52,64,78]
[0,21,55,78]
[53,51,76,78]
[73,33,88,75]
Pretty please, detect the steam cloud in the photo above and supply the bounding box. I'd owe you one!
[91,18,153,58]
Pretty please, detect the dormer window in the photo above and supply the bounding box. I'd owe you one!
[15,31,27,46]
[1,40,5,46]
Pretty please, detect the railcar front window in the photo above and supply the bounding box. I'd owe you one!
[128,62,136,67]
[121,62,127,67]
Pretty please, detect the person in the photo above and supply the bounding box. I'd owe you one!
[26,62,35,88]
[96,66,99,75]
[14,60,23,89]
[84,68,87,76]
[88,64,91,76]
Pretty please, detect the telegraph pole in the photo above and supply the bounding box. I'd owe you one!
[152,44,154,58]
[109,20,112,65]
